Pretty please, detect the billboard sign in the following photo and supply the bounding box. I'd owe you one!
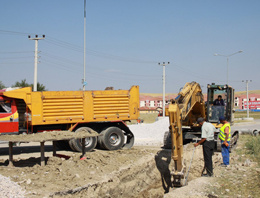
[244,101,260,109]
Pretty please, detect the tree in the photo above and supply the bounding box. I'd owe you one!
[12,79,47,91]
[36,82,46,91]
[0,81,5,90]
[12,79,30,88]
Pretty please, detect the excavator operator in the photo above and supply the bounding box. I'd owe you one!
[212,95,225,120]
[213,95,225,106]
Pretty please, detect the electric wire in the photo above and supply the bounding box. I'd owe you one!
[173,64,229,83]
[0,29,158,64]
[0,29,243,83]
[45,36,158,64]
[0,51,33,54]
[41,52,160,79]
[0,56,33,60]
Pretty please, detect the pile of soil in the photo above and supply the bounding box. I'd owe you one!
[0,142,224,198]
[0,130,99,142]
[0,147,165,197]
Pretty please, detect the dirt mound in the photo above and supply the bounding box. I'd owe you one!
[0,130,99,142]
[0,142,223,198]
[0,147,165,197]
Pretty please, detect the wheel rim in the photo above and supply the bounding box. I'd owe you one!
[109,133,121,146]
[81,137,93,147]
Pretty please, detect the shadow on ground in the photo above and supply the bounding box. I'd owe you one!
[154,149,172,193]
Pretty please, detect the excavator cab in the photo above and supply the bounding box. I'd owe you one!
[206,83,234,124]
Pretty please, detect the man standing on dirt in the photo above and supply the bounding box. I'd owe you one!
[194,117,215,177]
[218,116,231,167]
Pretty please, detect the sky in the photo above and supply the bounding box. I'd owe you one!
[1,0,260,93]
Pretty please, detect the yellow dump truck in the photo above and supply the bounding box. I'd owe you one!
[0,86,139,151]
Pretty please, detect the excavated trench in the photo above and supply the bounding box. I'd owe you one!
[52,152,164,198]
[50,143,210,198]
[0,143,219,198]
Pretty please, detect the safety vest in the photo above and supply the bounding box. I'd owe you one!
[219,123,231,141]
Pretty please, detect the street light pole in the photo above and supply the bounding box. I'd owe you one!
[28,35,45,92]
[214,50,243,85]
[242,80,252,118]
[227,56,229,85]
[158,62,170,118]
[83,0,87,91]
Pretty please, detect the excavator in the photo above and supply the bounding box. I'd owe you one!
[165,82,239,186]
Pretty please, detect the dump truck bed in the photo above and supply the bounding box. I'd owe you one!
[2,86,139,126]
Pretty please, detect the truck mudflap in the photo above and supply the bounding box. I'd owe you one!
[123,130,134,149]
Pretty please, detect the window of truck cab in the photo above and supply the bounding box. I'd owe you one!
[0,100,12,113]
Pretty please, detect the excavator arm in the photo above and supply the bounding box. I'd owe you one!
[168,82,205,186]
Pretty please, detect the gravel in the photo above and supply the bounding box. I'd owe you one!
[0,174,26,198]
[129,117,169,146]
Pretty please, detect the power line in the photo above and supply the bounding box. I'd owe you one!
[0,51,33,54]
[41,52,82,66]
[0,62,32,64]
[0,56,33,60]
[0,29,39,36]
[0,29,158,64]
[45,38,158,64]
[41,58,161,82]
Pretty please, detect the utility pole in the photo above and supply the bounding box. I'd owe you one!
[83,0,87,90]
[158,62,170,118]
[214,50,243,85]
[242,80,252,118]
[28,35,45,91]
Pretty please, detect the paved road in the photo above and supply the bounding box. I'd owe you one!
[232,119,260,133]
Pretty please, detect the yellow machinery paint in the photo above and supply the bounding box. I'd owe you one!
[3,86,139,126]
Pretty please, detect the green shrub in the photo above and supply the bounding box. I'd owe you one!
[245,136,260,164]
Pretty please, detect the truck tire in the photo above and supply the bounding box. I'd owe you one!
[70,127,97,152]
[216,138,222,152]
[68,138,77,151]
[163,131,172,149]
[99,127,125,150]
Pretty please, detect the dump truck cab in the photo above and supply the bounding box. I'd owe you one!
[0,95,19,134]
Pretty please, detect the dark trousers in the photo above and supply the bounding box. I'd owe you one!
[202,140,215,176]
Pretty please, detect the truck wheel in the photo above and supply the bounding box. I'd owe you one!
[216,138,222,152]
[100,127,125,150]
[163,131,172,149]
[68,138,77,151]
[71,127,97,152]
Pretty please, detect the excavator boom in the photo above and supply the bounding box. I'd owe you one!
[168,82,205,186]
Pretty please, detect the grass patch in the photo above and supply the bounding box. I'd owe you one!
[234,111,260,119]
[233,120,253,124]
[127,113,158,125]
[209,134,260,197]
[245,135,260,165]
[139,113,158,123]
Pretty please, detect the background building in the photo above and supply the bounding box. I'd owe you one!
[139,91,260,114]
